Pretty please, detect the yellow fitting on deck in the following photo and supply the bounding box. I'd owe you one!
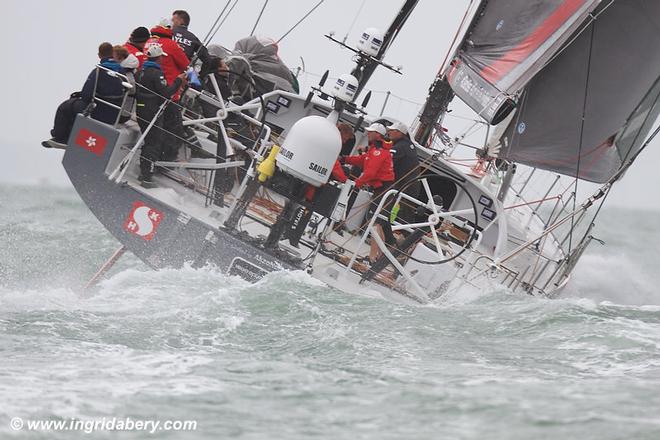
[257,145,280,182]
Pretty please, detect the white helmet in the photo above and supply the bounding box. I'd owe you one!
[357,27,384,57]
[145,43,168,58]
[365,123,387,136]
[387,121,409,135]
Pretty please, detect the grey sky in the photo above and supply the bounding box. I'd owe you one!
[3,0,658,210]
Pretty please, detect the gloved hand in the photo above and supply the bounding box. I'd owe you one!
[186,68,202,88]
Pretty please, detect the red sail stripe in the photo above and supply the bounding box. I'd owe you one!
[481,0,586,84]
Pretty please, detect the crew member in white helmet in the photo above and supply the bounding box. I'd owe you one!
[341,123,395,263]
[387,121,421,225]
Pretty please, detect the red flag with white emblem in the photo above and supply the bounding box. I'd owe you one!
[74,128,108,156]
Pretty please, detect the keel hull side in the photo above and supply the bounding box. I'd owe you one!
[62,116,297,278]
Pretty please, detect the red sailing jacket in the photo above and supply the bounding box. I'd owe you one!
[344,140,394,189]
[124,42,147,68]
[147,26,190,100]
[331,160,347,183]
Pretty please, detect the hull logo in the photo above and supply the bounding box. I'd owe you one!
[123,201,164,241]
[75,128,108,156]
[229,257,268,282]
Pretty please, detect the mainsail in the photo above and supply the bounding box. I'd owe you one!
[498,0,660,182]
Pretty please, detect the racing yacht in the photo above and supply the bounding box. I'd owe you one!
[55,0,660,303]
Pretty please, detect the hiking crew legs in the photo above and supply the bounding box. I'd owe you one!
[51,97,87,143]
[162,102,184,161]
[137,115,164,177]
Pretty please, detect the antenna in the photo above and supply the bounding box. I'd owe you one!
[361,90,372,108]
[304,70,331,108]
[319,70,329,86]
[324,33,403,76]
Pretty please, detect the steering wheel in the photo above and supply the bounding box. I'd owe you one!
[389,173,480,265]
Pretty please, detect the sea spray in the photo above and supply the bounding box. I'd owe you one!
[2,184,660,439]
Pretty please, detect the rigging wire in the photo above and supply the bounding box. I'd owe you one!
[438,0,477,75]
[206,0,241,45]
[541,1,615,72]
[202,0,233,45]
[577,84,660,248]
[250,0,270,36]
[276,0,326,44]
[411,0,475,141]
[342,0,368,44]
[568,23,597,256]
[370,90,423,106]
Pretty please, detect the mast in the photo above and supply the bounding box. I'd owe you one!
[413,76,453,146]
[413,0,486,146]
[351,0,419,98]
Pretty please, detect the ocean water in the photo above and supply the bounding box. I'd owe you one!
[1,184,660,439]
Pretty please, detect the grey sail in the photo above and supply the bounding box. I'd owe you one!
[498,0,660,182]
[447,0,600,124]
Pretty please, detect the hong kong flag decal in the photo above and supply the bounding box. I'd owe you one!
[75,128,108,155]
[123,201,164,241]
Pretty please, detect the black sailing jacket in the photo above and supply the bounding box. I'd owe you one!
[172,25,209,63]
[390,136,420,186]
[135,61,182,119]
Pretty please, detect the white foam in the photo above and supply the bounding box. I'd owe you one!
[568,252,660,305]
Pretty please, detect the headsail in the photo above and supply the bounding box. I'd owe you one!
[498,0,660,182]
[447,0,601,124]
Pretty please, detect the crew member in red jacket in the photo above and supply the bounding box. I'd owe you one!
[124,27,150,68]
[145,21,190,161]
[342,123,396,263]
[147,22,189,99]
[343,123,394,190]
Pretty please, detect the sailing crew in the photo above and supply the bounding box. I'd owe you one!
[80,43,125,125]
[113,46,139,123]
[341,123,395,263]
[337,122,356,156]
[171,10,209,64]
[42,42,124,149]
[343,123,394,190]
[124,27,150,68]
[147,21,190,162]
[135,44,187,187]
[386,121,421,225]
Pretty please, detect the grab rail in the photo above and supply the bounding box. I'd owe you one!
[89,64,134,127]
